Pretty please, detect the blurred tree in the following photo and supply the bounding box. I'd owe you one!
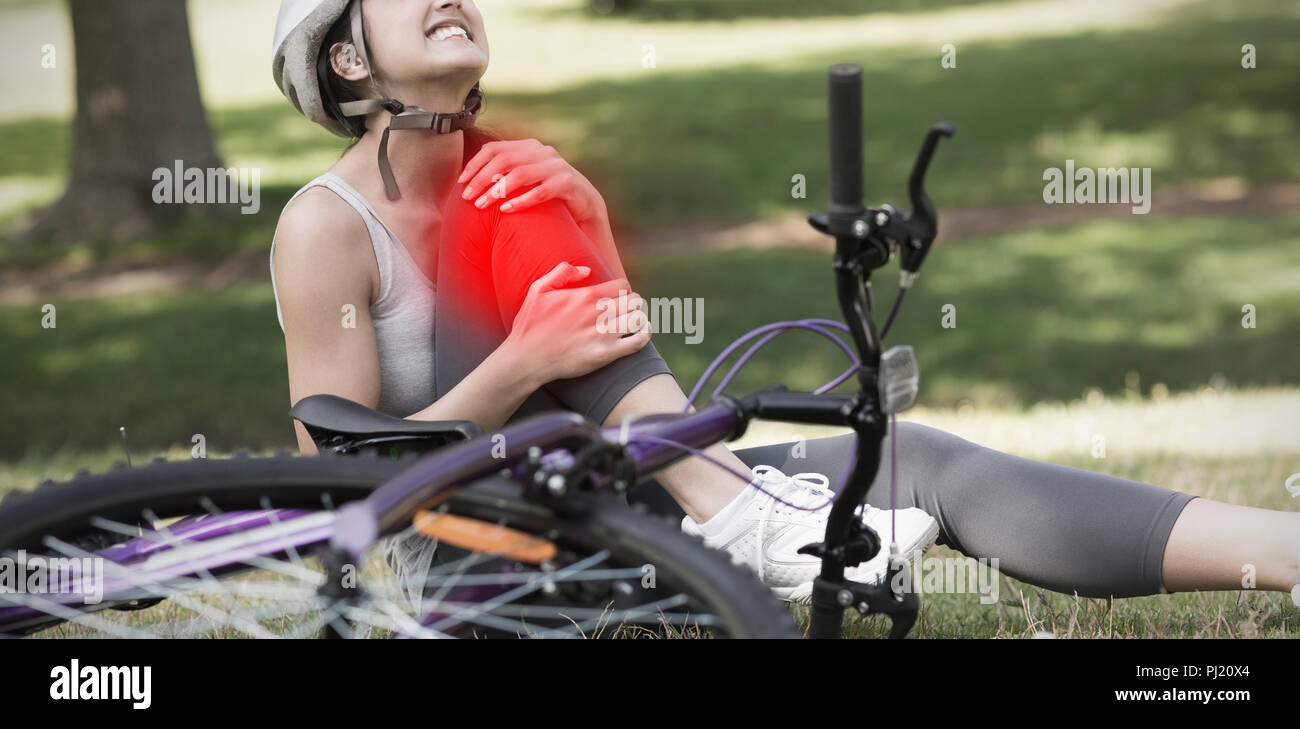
[591,0,646,14]
[22,0,222,241]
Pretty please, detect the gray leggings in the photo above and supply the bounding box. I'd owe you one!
[628,424,1197,599]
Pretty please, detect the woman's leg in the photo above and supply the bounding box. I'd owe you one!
[629,422,1299,599]
[1162,499,1300,594]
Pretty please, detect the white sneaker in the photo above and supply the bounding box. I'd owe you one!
[682,465,940,604]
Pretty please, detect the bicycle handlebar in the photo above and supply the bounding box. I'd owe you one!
[829,64,866,214]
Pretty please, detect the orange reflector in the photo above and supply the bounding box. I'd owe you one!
[413,509,557,564]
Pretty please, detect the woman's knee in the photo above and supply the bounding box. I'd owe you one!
[885,422,985,494]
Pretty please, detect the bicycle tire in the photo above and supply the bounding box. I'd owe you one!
[0,453,800,639]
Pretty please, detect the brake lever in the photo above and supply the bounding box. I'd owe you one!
[895,122,955,285]
[812,122,956,286]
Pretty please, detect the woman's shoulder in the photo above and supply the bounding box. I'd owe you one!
[275,178,371,249]
[277,183,367,240]
[272,183,376,301]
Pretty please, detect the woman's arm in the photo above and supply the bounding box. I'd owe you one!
[571,199,626,282]
[274,190,646,454]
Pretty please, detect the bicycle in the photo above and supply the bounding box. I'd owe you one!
[0,63,954,639]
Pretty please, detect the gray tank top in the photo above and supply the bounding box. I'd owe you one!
[269,172,436,417]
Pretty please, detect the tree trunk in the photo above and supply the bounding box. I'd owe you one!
[21,0,223,242]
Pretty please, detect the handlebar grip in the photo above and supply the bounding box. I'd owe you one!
[828,64,864,211]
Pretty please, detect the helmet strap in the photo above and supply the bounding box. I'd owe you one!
[335,0,484,201]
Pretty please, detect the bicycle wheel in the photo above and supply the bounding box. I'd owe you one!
[0,453,799,638]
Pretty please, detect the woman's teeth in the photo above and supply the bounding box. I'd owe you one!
[431,26,469,41]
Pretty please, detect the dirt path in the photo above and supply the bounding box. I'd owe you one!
[3,181,1297,306]
[0,248,266,306]
[622,180,1300,253]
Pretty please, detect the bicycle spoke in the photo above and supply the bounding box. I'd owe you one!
[43,537,281,639]
[260,499,309,574]
[424,550,610,634]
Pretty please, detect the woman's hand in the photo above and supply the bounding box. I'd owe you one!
[459,139,604,222]
[458,139,627,279]
[504,261,651,385]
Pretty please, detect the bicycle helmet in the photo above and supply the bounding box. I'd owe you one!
[271,0,483,200]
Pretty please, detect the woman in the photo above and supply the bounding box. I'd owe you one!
[268,0,1300,612]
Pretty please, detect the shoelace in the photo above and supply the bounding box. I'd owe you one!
[750,466,835,584]
[749,465,899,585]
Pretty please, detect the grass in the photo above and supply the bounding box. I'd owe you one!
[0,283,290,464]
[838,567,1297,638]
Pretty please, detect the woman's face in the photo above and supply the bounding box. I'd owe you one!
[360,0,489,97]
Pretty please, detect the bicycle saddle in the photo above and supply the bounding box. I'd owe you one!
[290,394,482,453]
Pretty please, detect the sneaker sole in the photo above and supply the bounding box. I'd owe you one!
[780,517,941,605]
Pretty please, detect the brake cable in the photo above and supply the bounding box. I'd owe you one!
[650,314,906,532]
[682,318,857,411]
